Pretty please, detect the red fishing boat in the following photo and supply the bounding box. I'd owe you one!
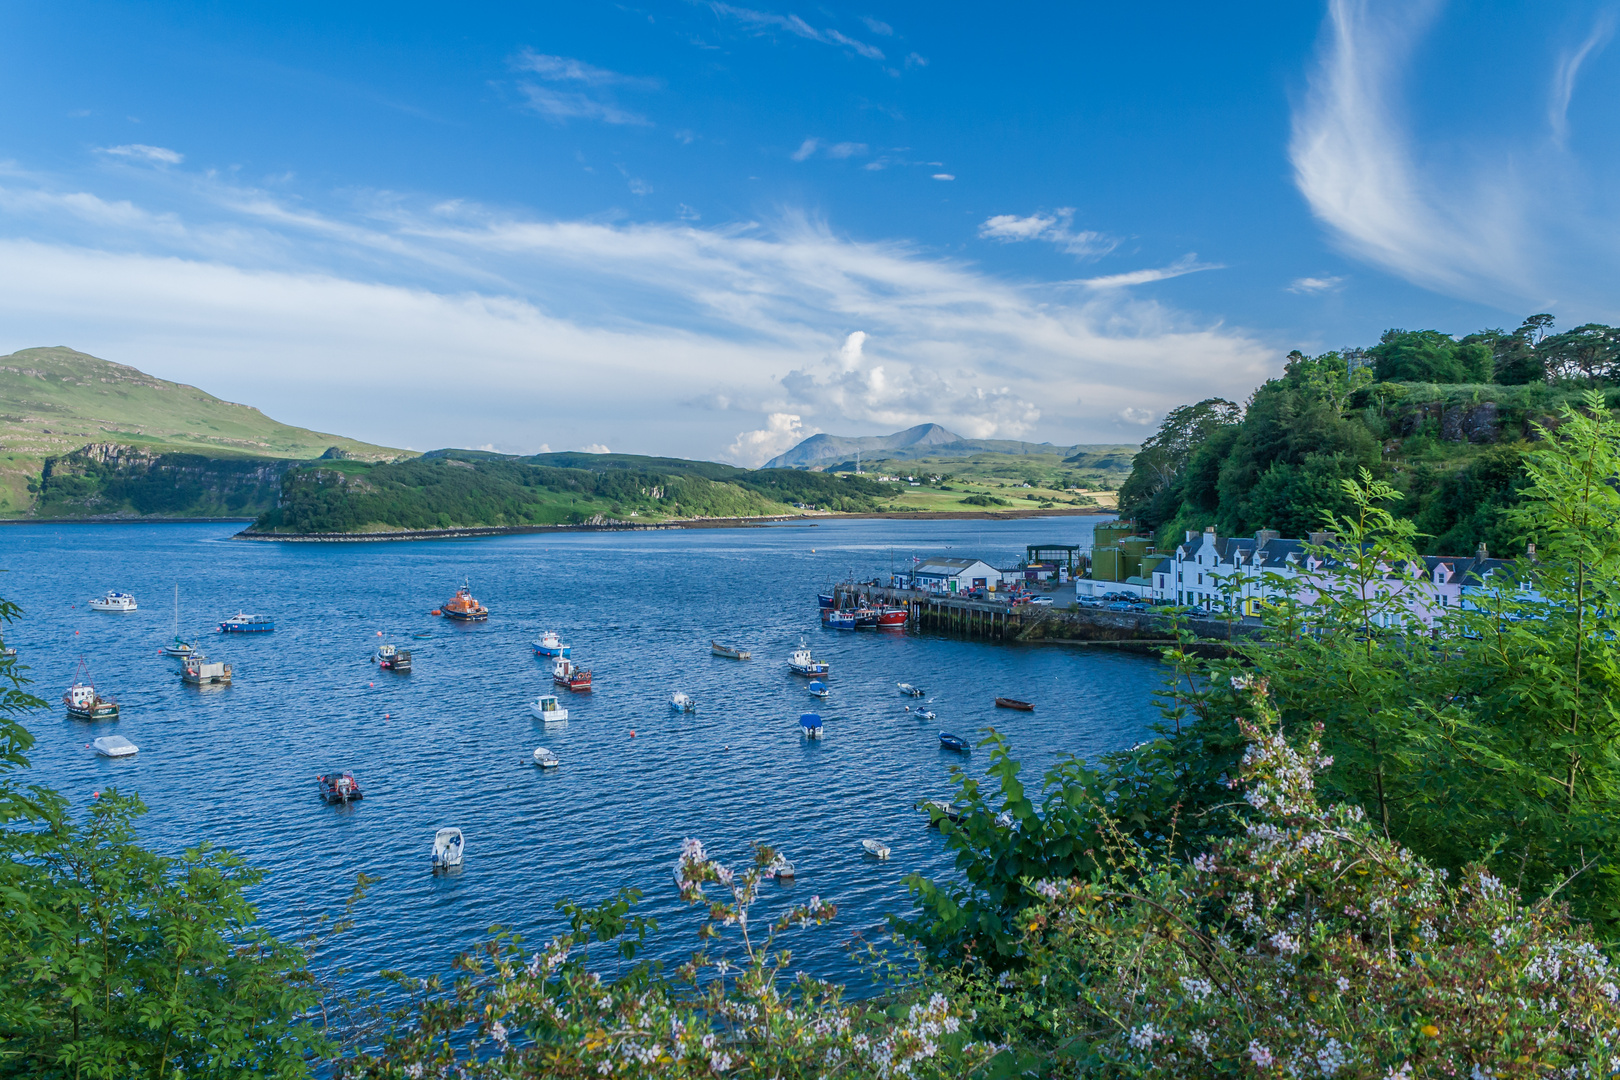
[877,606,908,627]
[552,656,593,691]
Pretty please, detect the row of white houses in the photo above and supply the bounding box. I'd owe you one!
[1080,526,1535,627]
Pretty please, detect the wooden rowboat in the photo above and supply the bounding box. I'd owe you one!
[711,640,751,660]
[994,697,1034,711]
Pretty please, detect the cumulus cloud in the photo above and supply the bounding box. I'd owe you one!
[728,412,810,466]
[1117,407,1155,425]
[1288,275,1346,294]
[979,208,1115,258]
[99,144,183,165]
[580,443,612,453]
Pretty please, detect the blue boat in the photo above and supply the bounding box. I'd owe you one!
[532,630,571,657]
[219,612,274,633]
[938,732,969,753]
[800,712,823,738]
[825,611,857,630]
[818,593,835,609]
[808,681,830,698]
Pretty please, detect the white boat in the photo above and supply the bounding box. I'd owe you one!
[767,853,795,880]
[670,691,697,712]
[861,839,891,860]
[533,747,560,768]
[89,591,137,613]
[181,655,232,685]
[529,694,568,722]
[532,630,570,658]
[164,584,196,656]
[915,709,937,721]
[897,682,925,697]
[92,735,138,758]
[808,681,830,698]
[431,827,464,869]
[787,639,830,676]
[800,712,823,738]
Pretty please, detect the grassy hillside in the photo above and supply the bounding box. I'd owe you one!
[818,447,1129,512]
[0,346,407,516]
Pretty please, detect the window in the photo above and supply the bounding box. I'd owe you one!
[1197,574,1202,585]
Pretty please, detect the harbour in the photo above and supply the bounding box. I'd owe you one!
[5,515,1165,990]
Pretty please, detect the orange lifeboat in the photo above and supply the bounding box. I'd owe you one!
[441,578,489,622]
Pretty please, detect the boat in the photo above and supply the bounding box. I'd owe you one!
[164,584,196,656]
[995,697,1035,711]
[808,681,830,698]
[711,640,751,660]
[861,839,891,860]
[553,656,593,691]
[766,851,795,880]
[63,666,118,720]
[532,630,570,657]
[219,612,274,633]
[411,630,433,640]
[817,593,835,609]
[88,591,137,613]
[824,611,857,630]
[787,639,830,676]
[670,691,697,713]
[938,732,969,753]
[800,712,823,738]
[897,683,925,697]
[372,643,412,671]
[431,827,464,869]
[852,607,880,629]
[181,655,232,685]
[92,735,138,758]
[533,747,560,768]
[529,693,568,722]
[877,606,908,627]
[915,709,937,721]
[316,770,363,803]
[919,798,963,824]
[440,579,488,622]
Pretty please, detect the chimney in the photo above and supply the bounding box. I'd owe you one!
[1185,530,1198,543]
[1307,531,1332,546]
[1477,541,1488,559]
[1203,525,1216,535]
[1526,542,1536,559]
[1255,529,1280,545]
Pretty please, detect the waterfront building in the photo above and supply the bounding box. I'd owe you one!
[910,557,1002,595]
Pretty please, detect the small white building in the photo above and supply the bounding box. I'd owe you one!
[912,557,1002,595]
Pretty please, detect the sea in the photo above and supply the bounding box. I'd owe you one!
[3,515,1166,991]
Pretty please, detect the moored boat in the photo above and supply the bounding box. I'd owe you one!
[373,643,412,671]
[532,630,570,657]
[88,591,138,613]
[919,798,963,824]
[823,610,857,630]
[852,607,880,628]
[808,680,830,698]
[994,697,1035,711]
[787,639,829,676]
[316,770,363,803]
[529,693,568,722]
[877,606,908,627]
[800,712,824,738]
[164,584,195,655]
[861,838,891,860]
[533,747,560,768]
[711,640,751,660]
[897,682,925,697]
[219,612,274,633]
[938,732,969,753]
[64,670,119,720]
[553,657,592,691]
[817,593,835,609]
[767,853,796,881]
[670,691,696,713]
[182,655,232,685]
[92,735,138,758]
[440,579,489,622]
[431,827,464,868]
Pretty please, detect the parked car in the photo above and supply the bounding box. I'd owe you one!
[1106,601,1134,611]
[1029,596,1054,606]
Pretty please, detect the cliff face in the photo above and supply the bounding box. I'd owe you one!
[34,444,295,519]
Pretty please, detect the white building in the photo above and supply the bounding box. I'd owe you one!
[912,557,1002,595]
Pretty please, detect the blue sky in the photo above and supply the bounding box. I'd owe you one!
[0,1,1616,462]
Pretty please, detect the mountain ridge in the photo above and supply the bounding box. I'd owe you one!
[763,423,1137,469]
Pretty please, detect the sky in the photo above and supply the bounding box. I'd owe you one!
[0,1,1617,463]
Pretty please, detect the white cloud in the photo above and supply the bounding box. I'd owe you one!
[99,144,183,165]
[514,50,659,88]
[979,208,1115,258]
[727,412,811,466]
[627,178,653,195]
[518,85,649,126]
[1117,407,1154,425]
[825,142,867,159]
[860,16,893,35]
[512,49,655,126]
[931,173,954,181]
[791,138,820,161]
[1074,254,1220,289]
[1549,14,1613,145]
[580,443,612,454]
[792,138,867,161]
[0,165,1277,457]
[707,3,886,60]
[1287,275,1346,294]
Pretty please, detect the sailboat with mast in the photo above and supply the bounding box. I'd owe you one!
[163,583,197,657]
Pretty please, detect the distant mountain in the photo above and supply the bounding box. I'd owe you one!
[763,423,1137,469]
[0,346,406,516]
[763,423,964,469]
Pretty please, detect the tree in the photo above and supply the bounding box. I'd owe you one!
[1541,323,1620,383]
[1116,397,1240,530]
[1494,313,1555,384]
[1369,328,1489,382]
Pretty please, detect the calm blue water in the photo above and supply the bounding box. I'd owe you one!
[3,516,1164,988]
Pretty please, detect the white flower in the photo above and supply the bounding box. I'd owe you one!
[1192,853,1218,873]
[709,1050,733,1072]
[1180,976,1214,1001]
[1129,1023,1161,1050]
[1316,1037,1348,1075]
[1268,930,1301,955]
[490,1020,508,1048]
[404,1066,423,1080]
[1034,879,1062,900]
[1336,976,1350,992]
[1248,1040,1274,1068]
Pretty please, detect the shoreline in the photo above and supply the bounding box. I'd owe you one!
[229,506,1116,543]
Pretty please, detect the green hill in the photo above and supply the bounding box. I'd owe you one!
[0,347,407,516]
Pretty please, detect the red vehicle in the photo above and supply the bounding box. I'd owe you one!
[552,657,593,691]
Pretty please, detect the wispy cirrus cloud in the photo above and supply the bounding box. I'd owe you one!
[99,144,183,165]
[791,138,868,162]
[511,49,656,126]
[1071,254,1220,289]
[705,3,885,61]
[979,208,1115,258]
[1549,12,1614,146]
[1288,275,1345,294]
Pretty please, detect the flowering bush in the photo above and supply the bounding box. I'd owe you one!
[945,678,1620,1077]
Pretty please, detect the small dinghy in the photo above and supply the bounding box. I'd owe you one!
[808,681,830,698]
[995,697,1035,711]
[670,691,697,713]
[431,827,464,869]
[897,683,925,697]
[316,770,363,803]
[711,640,751,660]
[92,735,138,758]
[938,732,969,753]
[529,694,568,723]
[861,839,891,860]
[800,712,824,738]
[915,709,937,721]
[411,630,433,640]
[533,747,560,768]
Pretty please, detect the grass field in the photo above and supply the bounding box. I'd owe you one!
[819,448,1125,514]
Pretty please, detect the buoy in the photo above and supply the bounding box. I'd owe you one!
[377,631,383,636]
[630,730,637,738]
[369,682,374,687]
[92,791,99,798]
[384,713,390,719]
